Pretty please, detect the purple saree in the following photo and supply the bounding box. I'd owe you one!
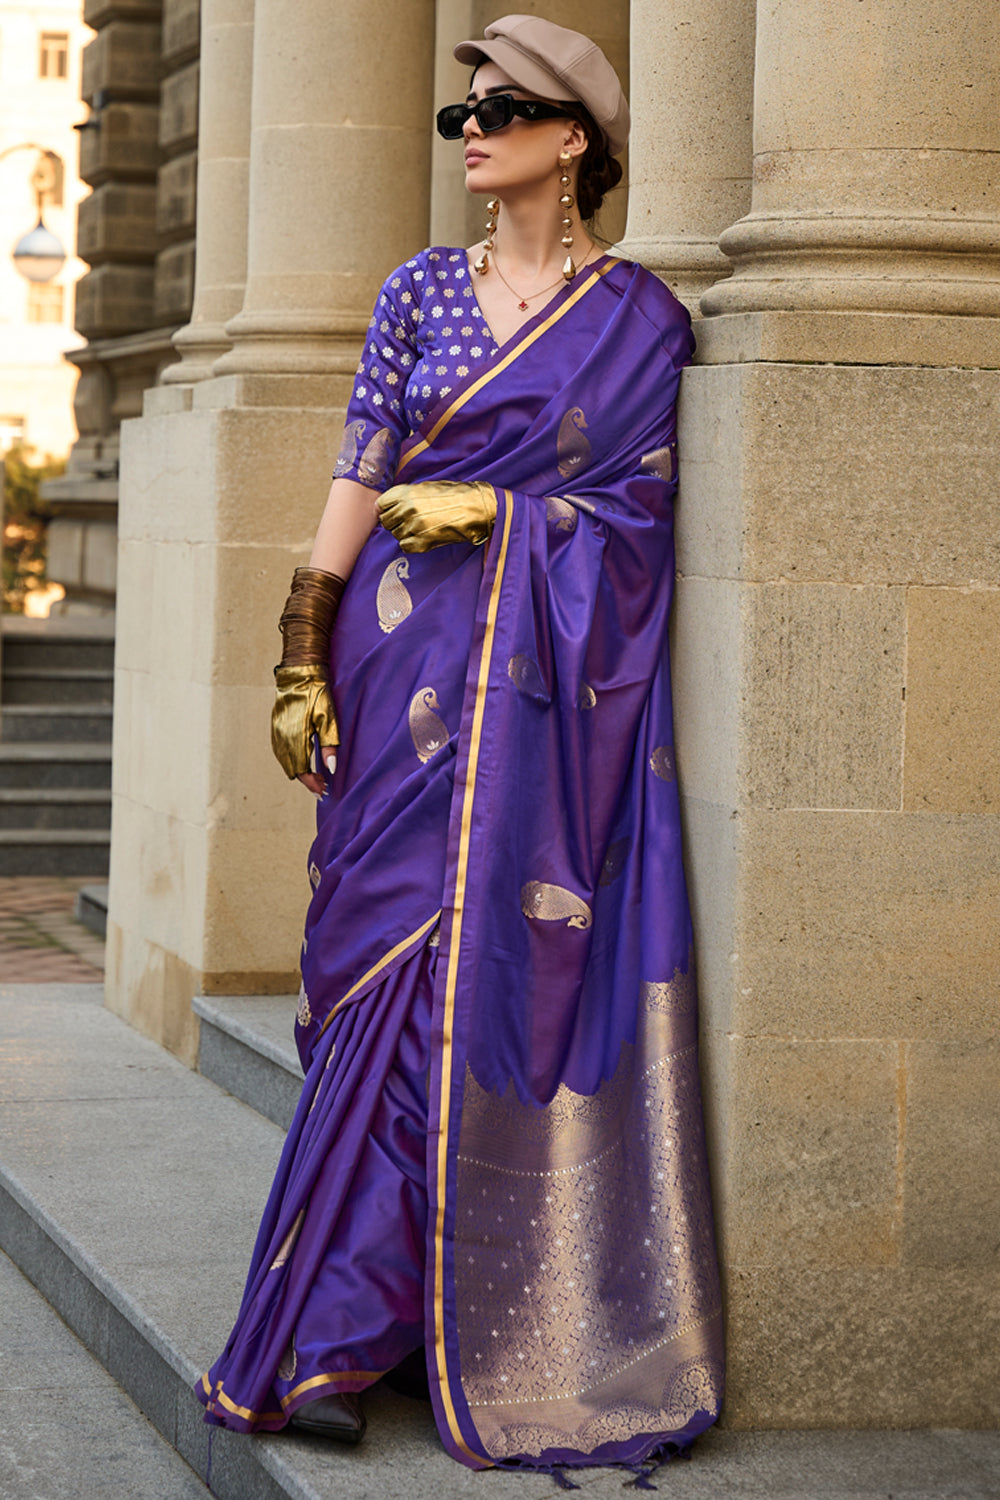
[199,255,724,1476]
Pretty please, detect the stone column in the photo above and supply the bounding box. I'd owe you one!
[218,0,435,376]
[701,0,1000,333]
[671,0,1000,1429]
[617,0,756,310]
[108,0,436,1062]
[430,0,474,248]
[163,0,254,383]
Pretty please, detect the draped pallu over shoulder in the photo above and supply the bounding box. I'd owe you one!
[377,260,724,1470]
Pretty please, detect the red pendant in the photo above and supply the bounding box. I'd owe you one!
[518,300,528,311]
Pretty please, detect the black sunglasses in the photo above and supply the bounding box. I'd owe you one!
[436,93,570,140]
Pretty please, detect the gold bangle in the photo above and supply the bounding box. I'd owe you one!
[277,567,346,668]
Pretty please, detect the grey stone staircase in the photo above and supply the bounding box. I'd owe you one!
[193,993,303,1131]
[0,984,560,1500]
[1,985,996,1498]
[0,617,113,875]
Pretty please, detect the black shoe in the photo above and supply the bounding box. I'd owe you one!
[289,1391,366,1443]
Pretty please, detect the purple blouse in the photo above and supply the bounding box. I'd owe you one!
[332,248,500,489]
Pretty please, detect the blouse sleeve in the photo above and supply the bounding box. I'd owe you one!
[331,260,422,490]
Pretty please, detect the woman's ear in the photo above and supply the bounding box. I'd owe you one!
[563,120,589,159]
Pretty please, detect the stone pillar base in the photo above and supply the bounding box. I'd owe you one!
[108,381,351,1061]
[212,314,369,379]
[695,310,1000,371]
[612,235,732,313]
[674,346,1000,1427]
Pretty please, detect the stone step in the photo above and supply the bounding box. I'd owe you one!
[1,635,115,673]
[1,666,114,705]
[193,993,302,1131]
[75,880,110,939]
[0,828,110,877]
[0,787,112,831]
[2,988,991,1499]
[0,983,566,1500]
[0,741,112,789]
[2,1248,208,1498]
[0,704,113,744]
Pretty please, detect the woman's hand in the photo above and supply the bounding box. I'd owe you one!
[376,480,496,551]
[272,665,339,796]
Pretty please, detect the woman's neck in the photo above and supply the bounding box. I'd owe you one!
[485,184,591,279]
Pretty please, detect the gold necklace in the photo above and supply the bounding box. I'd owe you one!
[492,245,595,311]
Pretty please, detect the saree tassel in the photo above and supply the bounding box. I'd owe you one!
[495,1458,579,1488]
[622,1442,690,1489]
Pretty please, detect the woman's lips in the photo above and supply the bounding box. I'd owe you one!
[465,150,488,164]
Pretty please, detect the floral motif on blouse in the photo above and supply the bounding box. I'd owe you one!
[332,248,501,490]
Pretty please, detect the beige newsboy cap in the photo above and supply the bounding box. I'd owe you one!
[453,14,630,157]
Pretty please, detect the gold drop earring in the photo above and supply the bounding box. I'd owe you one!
[475,197,499,276]
[558,149,576,281]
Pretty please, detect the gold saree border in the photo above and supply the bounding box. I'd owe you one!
[200,1368,386,1424]
[397,262,615,476]
[315,910,442,1041]
[200,1374,282,1423]
[282,1368,387,1405]
[431,491,515,1467]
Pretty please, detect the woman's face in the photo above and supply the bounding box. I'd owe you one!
[462,61,587,198]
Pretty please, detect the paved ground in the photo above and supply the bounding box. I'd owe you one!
[0,875,105,981]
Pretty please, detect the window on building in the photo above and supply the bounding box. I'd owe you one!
[31,152,64,208]
[39,31,69,79]
[26,283,65,323]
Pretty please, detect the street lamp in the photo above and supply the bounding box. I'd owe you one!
[0,143,67,284]
[13,220,66,282]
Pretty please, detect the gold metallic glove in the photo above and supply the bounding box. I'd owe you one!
[376,480,497,553]
[271,665,339,779]
[270,567,345,780]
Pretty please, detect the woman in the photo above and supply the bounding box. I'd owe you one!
[198,14,724,1483]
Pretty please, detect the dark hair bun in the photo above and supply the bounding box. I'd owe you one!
[578,150,623,222]
[560,101,624,221]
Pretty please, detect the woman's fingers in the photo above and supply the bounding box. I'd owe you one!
[375,484,410,532]
[297,770,327,797]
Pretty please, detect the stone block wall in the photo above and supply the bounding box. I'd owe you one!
[78,102,161,185]
[674,355,1000,1428]
[76,17,163,339]
[154,1,200,324]
[77,182,159,261]
[47,0,200,610]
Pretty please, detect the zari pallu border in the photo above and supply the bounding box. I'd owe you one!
[426,492,514,1467]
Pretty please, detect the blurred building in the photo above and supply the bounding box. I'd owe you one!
[0,1,92,461]
[42,0,198,612]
